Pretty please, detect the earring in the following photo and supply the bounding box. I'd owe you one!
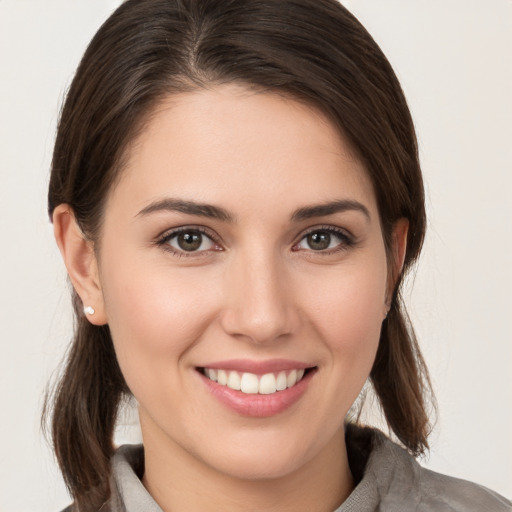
[84,306,95,315]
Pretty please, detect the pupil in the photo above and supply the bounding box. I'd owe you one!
[178,232,202,251]
[308,232,330,250]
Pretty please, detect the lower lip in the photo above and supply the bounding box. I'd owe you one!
[199,370,315,417]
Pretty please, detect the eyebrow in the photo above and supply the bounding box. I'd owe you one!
[137,198,234,222]
[137,198,370,223]
[290,200,371,222]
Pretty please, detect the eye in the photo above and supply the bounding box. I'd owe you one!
[158,228,220,255]
[294,227,353,252]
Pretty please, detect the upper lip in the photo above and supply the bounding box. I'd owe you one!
[198,359,314,374]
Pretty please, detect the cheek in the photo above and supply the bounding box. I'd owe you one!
[302,257,387,365]
[100,259,219,369]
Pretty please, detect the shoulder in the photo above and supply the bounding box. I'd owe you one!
[416,465,512,511]
[344,424,512,512]
[371,430,511,511]
[57,445,146,512]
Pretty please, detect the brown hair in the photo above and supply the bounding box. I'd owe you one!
[45,0,433,509]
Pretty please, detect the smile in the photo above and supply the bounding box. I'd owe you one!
[201,368,306,395]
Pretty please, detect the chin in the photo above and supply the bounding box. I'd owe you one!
[196,430,325,482]
[209,451,307,482]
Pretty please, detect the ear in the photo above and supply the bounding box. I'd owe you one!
[385,218,409,311]
[52,204,107,325]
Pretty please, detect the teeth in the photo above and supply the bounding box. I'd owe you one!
[227,371,241,391]
[287,369,297,388]
[240,372,259,393]
[203,368,308,395]
[276,371,287,391]
[217,369,228,386]
[259,373,277,394]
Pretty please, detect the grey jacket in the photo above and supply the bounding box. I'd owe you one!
[62,426,511,511]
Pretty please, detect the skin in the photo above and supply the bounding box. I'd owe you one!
[54,85,408,512]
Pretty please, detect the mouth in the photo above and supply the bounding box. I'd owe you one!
[196,359,317,417]
[198,367,315,395]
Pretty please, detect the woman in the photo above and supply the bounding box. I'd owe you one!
[45,0,511,511]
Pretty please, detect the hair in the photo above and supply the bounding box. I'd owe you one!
[45,0,434,509]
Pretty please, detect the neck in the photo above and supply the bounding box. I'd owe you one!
[141,424,354,512]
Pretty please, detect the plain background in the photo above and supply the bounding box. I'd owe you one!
[1,1,511,510]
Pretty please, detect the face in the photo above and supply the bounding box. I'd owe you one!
[95,85,393,480]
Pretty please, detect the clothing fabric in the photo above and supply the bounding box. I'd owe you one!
[62,425,511,511]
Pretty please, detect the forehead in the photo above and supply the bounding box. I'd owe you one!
[109,84,377,220]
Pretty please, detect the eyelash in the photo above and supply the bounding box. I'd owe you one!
[292,225,356,255]
[155,226,222,258]
[155,225,356,258]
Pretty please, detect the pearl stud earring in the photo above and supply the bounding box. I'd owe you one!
[84,306,95,315]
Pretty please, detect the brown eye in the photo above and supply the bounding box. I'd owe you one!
[306,231,331,251]
[166,230,216,253]
[177,232,202,251]
[294,228,353,253]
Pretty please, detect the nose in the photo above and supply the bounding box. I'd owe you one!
[220,248,298,345]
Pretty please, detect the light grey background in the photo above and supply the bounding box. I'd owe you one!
[1,1,511,511]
